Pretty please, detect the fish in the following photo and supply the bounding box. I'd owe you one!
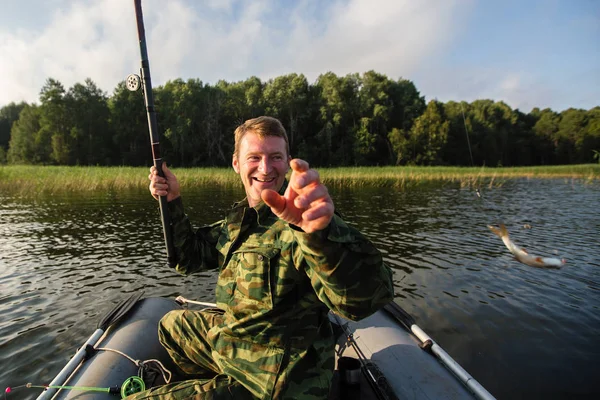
[488,224,566,269]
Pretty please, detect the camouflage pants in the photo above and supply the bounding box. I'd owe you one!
[126,308,256,400]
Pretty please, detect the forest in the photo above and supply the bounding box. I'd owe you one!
[1,71,599,168]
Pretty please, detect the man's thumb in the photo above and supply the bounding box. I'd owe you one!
[161,162,172,177]
[261,189,285,214]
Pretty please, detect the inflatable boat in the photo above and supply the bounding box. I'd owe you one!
[33,293,495,400]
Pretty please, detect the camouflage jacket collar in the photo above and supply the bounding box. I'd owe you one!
[231,179,289,226]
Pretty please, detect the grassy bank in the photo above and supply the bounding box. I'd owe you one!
[0,164,598,196]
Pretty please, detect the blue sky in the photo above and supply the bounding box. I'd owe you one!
[0,0,598,113]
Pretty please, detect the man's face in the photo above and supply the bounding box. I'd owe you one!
[232,131,290,207]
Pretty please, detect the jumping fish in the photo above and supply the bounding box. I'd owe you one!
[488,224,566,269]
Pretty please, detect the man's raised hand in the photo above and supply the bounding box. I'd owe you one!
[261,159,334,233]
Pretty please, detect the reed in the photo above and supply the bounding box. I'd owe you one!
[319,164,599,188]
[0,164,598,196]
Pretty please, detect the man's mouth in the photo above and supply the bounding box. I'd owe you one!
[253,177,275,183]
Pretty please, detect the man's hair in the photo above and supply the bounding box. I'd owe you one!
[233,116,290,159]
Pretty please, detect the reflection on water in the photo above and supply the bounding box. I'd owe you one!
[1,179,599,399]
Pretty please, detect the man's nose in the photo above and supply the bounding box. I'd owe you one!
[258,157,271,173]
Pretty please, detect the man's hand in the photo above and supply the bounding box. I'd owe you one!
[261,159,334,233]
[149,162,181,202]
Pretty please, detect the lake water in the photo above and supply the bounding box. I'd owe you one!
[1,178,599,399]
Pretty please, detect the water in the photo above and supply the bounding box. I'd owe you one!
[1,179,599,399]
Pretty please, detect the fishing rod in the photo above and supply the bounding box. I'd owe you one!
[6,376,145,399]
[34,292,144,400]
[127,0,176,268]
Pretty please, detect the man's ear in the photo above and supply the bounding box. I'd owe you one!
[232,156,240,173]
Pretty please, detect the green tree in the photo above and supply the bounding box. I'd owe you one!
[405,100,449,165]
[66,78,112,165]
[312,72,360,165]
[263,73,311,155]
[216,77,266,161]
[388,78,426,132]
[0,102,27,155]
[356,71,394,164]
[440,101,474,166]
[109,81,148,165]
[7,104,40,164]
[155,79,203,167]
[578,106,600,163]
[388,127,410,165]
[555,108,586,164]
[531,108,560,164]
[38,78,70,164]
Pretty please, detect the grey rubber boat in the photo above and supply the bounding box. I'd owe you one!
[36,294,495,400]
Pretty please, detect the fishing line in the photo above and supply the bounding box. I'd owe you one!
[461,103,476,170]
[460,103,484,200]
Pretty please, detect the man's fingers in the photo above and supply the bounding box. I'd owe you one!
[290,158,309,172]
[302,201,334,222]
[261,189,286,214]
[291,169,320,192]
[161,162,171,177]
[294,184,329,209]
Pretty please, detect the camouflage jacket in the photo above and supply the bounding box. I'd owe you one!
[167,181,394,399]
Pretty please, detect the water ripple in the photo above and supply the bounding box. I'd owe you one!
[1,181,599,399]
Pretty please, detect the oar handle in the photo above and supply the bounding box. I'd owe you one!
[410,324,496,400]
[385,302,496,400]
[35,329,106,400]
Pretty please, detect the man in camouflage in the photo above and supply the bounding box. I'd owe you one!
[132,116,394,399]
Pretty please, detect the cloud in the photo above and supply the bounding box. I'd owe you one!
[4,0,594,112]
[0,0,467,107]
[0,0,137,105]
[281,0,465,81]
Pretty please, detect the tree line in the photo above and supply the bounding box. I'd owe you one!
[1,71,599,167]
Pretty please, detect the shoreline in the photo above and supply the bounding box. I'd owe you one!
[1,164,598,195]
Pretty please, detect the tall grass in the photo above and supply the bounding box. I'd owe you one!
[320,164,600,188]
[0,164,598,196]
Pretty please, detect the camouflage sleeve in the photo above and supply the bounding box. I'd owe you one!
[291,213,394,321]
[167,197,223,275]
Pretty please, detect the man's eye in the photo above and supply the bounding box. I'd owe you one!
[273,155,283,161]
[248,156,260,161]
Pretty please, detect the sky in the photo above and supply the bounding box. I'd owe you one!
[0,0,598,113]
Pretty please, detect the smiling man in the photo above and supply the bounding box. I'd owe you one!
[136,116,394,399]
[232,119,291,208]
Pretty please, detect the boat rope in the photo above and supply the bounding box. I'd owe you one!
[95,347,172,384]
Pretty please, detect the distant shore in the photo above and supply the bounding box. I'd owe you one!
[1,164,598,196]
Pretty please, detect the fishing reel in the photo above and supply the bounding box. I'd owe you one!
[120,376,146,398]
[126,74,142,92]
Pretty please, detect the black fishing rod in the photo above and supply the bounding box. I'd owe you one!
[128,0,176,268]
